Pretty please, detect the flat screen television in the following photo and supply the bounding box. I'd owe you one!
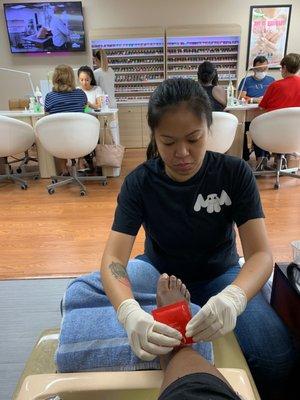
[3,1,86,53]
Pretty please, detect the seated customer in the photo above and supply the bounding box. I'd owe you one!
[238,56,274,163]
[45,64,87,175]
[77,65,104,171]
[78,65,104,110]
[259,53,300,111]
[197,61,226,111]
[259,53,300,168]
[155,274,242,400]
[238,56,274,104]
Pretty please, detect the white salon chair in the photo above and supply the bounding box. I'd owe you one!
[207,112,238,153]
[35,113,107,196]
[0,115,39,190]
[8,98,39,173]
[249,107,300,189]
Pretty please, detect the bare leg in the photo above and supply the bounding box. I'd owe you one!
[157,274,233,396]
[78,157,90,171]
[54,157,68,175]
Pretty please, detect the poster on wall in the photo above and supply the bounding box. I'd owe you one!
[246,5,292,69]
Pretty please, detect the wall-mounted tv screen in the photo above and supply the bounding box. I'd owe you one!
[3,2,86,53]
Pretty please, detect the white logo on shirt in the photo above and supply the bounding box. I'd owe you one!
[194,190,232,213]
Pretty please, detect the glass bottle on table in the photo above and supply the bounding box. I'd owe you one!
[34,86,43,112]
[29,97,36,113]
[227,80,235,107]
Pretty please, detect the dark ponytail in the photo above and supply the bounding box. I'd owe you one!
[147,78,212,160]
[197,61,219,86]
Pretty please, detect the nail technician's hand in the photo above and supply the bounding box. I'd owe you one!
[117,298,182,361]
[186,285,247,342]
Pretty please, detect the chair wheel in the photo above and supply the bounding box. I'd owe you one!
[274,183,280,190]
[80,190,86,196]
[48,188,55,195]
[34,175,40,180]
[51,179,58,184]
[101,181,108,186]
[21,183,28,190]
[16,167,22,174]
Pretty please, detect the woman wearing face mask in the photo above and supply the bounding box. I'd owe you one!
[238,56,274,164]
[100,78,297,400]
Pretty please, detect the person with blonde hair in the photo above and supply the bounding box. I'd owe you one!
[93,49,117,108]
[45,64,87,113]
[44,64,87,174]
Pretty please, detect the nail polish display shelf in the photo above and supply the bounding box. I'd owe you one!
[91,36,165,102]
[166,35,240,84]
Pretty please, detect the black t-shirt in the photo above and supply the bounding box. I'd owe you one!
[202,85,225,112]
[112,151,264,282]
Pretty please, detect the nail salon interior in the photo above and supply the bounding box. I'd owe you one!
[0,1,299,400]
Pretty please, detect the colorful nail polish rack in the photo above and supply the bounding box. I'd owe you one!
[166,35,240,83]
[91,37,165,104]
[90,26,241,106]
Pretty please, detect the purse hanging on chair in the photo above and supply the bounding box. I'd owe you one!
[95,119,124,168]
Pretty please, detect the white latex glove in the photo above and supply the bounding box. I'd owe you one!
[117,298,182,361]
[186,284,247,342]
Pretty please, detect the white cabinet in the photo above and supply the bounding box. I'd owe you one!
[118,105,143,148]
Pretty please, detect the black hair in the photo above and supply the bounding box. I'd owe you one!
[197,61,218,86]
[77,65,97,86]
[253,56,268,66]
[147,78,212,160]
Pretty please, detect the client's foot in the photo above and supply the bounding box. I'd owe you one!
[156,274,190,308]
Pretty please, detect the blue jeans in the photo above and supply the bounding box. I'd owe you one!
[187,265,297,400]
[244,121,268,160]
[135,256,297,400]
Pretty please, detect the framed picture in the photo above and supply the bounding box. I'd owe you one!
[246,5,292,69]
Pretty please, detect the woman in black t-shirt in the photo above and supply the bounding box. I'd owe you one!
[100,79,296,400]
[197,61,226,112]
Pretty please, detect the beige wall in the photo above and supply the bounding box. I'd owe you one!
[0,0,299,108]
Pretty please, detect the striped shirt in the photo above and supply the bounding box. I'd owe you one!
[45,88,87,114]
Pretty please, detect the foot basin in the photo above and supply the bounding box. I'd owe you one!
[16,368,256,400]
